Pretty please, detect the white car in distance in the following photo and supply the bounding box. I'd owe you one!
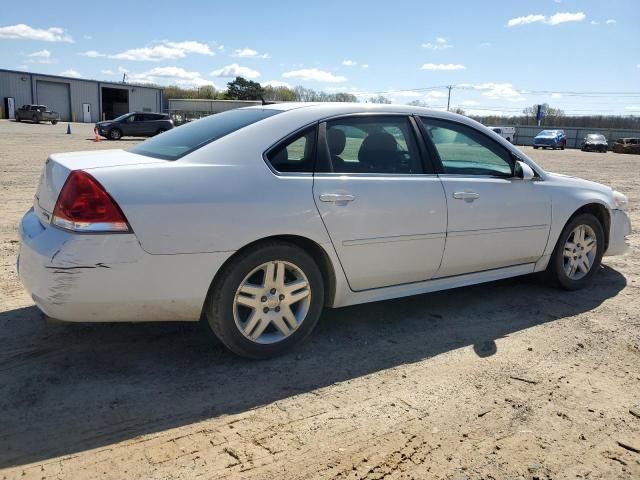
[18,103,631,358]
[489,126,516,143]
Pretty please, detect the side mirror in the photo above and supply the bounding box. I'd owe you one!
[514,160,535,180]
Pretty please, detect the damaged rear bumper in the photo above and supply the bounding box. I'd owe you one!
[18,208,232,322]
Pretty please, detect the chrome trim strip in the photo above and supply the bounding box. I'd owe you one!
[343,232,446,247]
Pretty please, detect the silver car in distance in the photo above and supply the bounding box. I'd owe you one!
[18,103,631,358]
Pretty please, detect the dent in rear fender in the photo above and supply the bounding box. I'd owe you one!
[19,210,234,321]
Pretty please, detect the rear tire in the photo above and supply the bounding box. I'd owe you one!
[533,146,539,149]
[156,128,167,135]
[544,213,604,290]
[204,241,325,359]
[51,120,58,125]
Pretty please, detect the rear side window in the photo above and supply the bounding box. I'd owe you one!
[131,108,281,160]
[322,116,422,174]
[266,127,316,173]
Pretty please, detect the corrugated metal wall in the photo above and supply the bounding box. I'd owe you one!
[128,86,160,112]
[0,69,163,122]
[513,125,640,149]
[0,71,32,117]
[168,99,261,113]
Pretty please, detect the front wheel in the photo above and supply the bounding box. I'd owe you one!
[544,213,604,290]
[32,115,39,124]
[204,241,325,358]
[533,146,539,149]
[108,128,122,140]
[51,120,58,125]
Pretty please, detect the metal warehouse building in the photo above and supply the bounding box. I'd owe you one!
[0,69,164,123]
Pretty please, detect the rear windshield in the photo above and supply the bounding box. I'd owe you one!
[587,134,606,141]
[130,108,281,160]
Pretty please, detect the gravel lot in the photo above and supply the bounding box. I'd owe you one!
[0,119,638,479]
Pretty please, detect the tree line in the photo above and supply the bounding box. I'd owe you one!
[164,76,403,104]
[164,80,639,130]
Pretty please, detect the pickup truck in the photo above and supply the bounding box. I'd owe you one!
[15,105,60,124]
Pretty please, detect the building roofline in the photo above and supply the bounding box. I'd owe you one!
[0,68,164,90]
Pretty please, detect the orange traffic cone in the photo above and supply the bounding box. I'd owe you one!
[94,128,100,142]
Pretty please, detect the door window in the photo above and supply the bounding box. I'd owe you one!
[421,118,513,177]
[266,127,316,173]
[322,117,422,174]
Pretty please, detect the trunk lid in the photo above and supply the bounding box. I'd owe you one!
[34,149,164,222]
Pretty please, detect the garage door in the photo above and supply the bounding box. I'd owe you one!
[36,81,71,121]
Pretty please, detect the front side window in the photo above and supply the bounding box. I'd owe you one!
[130,108,281,160]
[421,118,513,177]
[266,127,316,173]
[322,116,421,174]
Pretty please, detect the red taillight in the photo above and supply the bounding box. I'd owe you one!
[52,170,130,233]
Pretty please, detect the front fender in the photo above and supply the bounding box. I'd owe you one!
[542,177,615,257]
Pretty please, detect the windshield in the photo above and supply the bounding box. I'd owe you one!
[130,108,282,160]
[586,134,606,141]
[112,113,133,122]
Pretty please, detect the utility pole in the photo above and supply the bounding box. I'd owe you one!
[446,85,453,111]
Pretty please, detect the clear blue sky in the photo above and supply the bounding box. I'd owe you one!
[1,0,638,115]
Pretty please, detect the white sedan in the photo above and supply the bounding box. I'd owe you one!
[18,103,631,358]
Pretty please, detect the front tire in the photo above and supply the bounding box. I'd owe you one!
[204,241,325,359]
[545,213,604,290]
[51,120,58,125]
[108,128,122,140]
[32,115,39,124]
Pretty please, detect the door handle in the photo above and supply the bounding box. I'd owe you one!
[319,193,355,203]
[452,191,480,202]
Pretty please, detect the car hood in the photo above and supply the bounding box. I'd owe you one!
[546,171,613,195]
[95,121,113,127]
[584,140,607,144]
[535,134,561,139]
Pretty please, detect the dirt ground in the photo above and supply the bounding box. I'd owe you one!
[0,119,638,479]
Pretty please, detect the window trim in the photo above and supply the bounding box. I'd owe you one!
[262,122,319,176]
[417,116,516,179]
[316,114,428,176]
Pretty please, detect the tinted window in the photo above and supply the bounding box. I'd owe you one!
[323,116,421,174]
[421,118,513,177]
[131,108,281,160]
[266,127,316,173]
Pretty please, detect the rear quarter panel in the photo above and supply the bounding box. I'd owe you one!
[87,128,332,255]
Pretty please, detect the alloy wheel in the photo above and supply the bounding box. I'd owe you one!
[233,260,312,344]
[563,224,597,280]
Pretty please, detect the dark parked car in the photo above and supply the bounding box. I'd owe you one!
[613,138,640,155]
[533,129,567,150]
[15,105,59,124]
[581,134,608,153]
[95,112,174,140]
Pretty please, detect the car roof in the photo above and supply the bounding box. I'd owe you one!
[246,101,480,124]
